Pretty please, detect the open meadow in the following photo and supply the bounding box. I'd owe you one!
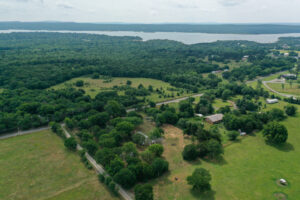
[51,76,190,102]
[0,130,119,200]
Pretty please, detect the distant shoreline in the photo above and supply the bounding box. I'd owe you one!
[2,22,300,35]
[1,29,300,44]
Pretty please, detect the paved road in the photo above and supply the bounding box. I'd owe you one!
[61,125,134,200]
[0,126,50,140]
[263,81,297,98]
[126,93,203,112]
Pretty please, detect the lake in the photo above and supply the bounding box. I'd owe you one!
[1,30,300,44]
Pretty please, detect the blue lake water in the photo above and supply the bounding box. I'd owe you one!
[1,30,300,44]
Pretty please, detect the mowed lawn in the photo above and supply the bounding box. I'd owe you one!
[153,108,300,200]
[267,82,300,96]
[51,76,187,102]
[0,130,118,200]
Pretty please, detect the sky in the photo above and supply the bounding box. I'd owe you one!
[0,0,299,23]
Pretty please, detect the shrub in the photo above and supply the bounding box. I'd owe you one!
[182,144,198,161]
[64,137,77,151]
[135,184,153,200]
[227,131,239,141]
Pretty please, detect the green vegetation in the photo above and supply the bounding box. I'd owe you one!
[52,76,188,101]
[153,109,300,199]
[267,82,300,96]
[0,130,118,200]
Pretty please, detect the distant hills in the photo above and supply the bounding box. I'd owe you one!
[1,22,300,34]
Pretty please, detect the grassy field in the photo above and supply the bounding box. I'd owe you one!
[0,130,118,200]
[267,83,300,96]
[153,106,300,199]
[51,76,189,102]
[212,99,231,110]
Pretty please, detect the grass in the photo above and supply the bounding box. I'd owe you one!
[135,113,156,136]
[51,76,190,102]
[153,106,300,199]
[267,82,300,96]
[0,130,118,200]
[212,99,231,110]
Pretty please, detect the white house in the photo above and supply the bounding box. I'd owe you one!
[266,99,278,104]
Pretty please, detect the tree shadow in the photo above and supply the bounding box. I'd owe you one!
[267,142,294,152]
[190,189,216,200]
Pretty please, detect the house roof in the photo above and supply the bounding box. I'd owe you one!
[206,114,223,122]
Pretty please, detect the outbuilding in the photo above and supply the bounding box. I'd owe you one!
[205,114,224,124]
[266,99,278,104]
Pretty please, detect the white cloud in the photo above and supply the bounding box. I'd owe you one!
[0,0,299,23]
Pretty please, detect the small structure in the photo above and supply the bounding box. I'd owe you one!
[205,114,224,124]
[281,74,297,80]
[195,113,203,118]
[242,55,249,61]
[266,99,278,104]
[239,129,247,136]
[284,52,289,57]
[279,179,287,185]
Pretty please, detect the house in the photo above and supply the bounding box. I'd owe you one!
[205,114,224,124]
[284,52,289,57]
[266,99,278,104]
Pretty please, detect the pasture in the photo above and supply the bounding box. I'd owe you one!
[267,82,300,96]
[51,76,189,102]
[153,107,300,200]
[0,130,118,200]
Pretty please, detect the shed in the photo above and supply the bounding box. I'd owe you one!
[266,99,278,104]
[205,114,224,124]
[195,113,203,117]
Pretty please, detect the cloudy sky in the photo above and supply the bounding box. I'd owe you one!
[0,0,299,23]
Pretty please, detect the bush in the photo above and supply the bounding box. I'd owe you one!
[98,174,105,183]
[64,137,77,151]
[285,105,297,116]
[148,144,164,157]
[182,144,198,161]
[75,80,84,87]
[227,131,239,141]
[135,184,153,200]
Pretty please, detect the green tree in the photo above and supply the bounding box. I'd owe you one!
[206,139,224,159]
[187,168,212,192]
[148,144,164,157]
[263,122,288,144]
[141,150,155,164]
[134,184,153,200]
[108,157,125,176]
[64,137,77,151]
[151,158,169,177]
[75,80,84,87]
[285,105,297,116]
[113,168,136,189]
[227,131,239,141]
[182,144,198,161]
[105,100,126,118]
[126,80,132,85]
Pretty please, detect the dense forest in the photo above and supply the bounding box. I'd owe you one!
[0,32,296,91]
[2,22,300,34]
